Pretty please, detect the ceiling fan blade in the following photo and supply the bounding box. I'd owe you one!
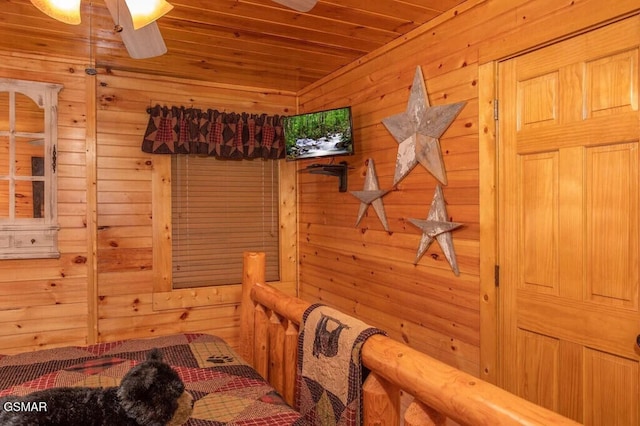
[271,0,318,12]
[103,0,167,59]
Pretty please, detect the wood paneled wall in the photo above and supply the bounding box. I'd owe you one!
[0,53,89,354]
[94,71,296,347]
[295,0,640,378]
[0,53,296,354]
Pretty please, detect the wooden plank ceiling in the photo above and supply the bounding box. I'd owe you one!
[1,0,465,92]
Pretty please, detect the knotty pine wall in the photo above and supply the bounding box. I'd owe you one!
[294,0,640,380]
[0,54,89,354]
[94,71,295,347]
[0,51,296,354]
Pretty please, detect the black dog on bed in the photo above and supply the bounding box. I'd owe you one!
[0,348,193,426]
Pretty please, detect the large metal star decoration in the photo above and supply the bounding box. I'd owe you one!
[350,158,391,231]
[408,185,462,275]
[382,66,465,186]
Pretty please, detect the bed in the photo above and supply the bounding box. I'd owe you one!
[0,333,303,425]
[0,252,580,425]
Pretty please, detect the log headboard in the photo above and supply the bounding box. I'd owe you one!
[239,252,579,426]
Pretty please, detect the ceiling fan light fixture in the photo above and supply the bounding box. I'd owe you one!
[124,0,173,30]
[30,0,81,25]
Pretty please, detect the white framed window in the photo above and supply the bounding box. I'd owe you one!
[0,78,62,259]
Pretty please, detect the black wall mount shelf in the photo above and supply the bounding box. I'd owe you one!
[302,161,349,192]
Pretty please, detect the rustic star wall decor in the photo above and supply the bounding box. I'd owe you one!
[408,185,462,275]
[350,158,391,231]
[382,66,465,186]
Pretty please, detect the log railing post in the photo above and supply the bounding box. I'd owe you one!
[268,311,286,395]
[283,320,298,406]
[240,251,265,366]
[363,372,400,426]
[253,304,269,379]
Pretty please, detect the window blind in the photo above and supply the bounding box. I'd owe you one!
[171,155,280,288]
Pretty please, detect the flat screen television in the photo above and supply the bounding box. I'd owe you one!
[284,106,354,161]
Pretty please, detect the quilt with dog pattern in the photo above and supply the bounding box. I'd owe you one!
[0,333,304,425]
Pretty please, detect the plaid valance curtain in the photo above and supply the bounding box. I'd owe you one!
[141,104,286,159]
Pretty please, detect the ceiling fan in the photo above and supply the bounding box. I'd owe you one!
[271,0,317,12]
[32,0,318,60]
[102,0,170,59]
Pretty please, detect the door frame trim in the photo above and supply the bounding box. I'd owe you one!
[478,61,498,384]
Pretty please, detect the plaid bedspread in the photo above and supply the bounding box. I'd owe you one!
[0,333,304,425]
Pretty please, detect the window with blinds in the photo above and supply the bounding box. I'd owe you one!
[171,156,280,288]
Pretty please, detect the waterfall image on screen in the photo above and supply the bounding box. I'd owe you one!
[284,106,354,160]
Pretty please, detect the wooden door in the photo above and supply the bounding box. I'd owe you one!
[498,16,640,425]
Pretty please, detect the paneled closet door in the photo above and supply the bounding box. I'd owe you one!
[498,15,640,425]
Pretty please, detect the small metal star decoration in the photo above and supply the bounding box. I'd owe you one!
[408,185,463,275]
[350,158,391,231]
[382,66,465,186]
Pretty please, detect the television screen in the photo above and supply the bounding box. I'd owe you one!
[284,106,354,161]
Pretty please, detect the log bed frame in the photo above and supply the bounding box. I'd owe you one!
[239,252,579,425]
